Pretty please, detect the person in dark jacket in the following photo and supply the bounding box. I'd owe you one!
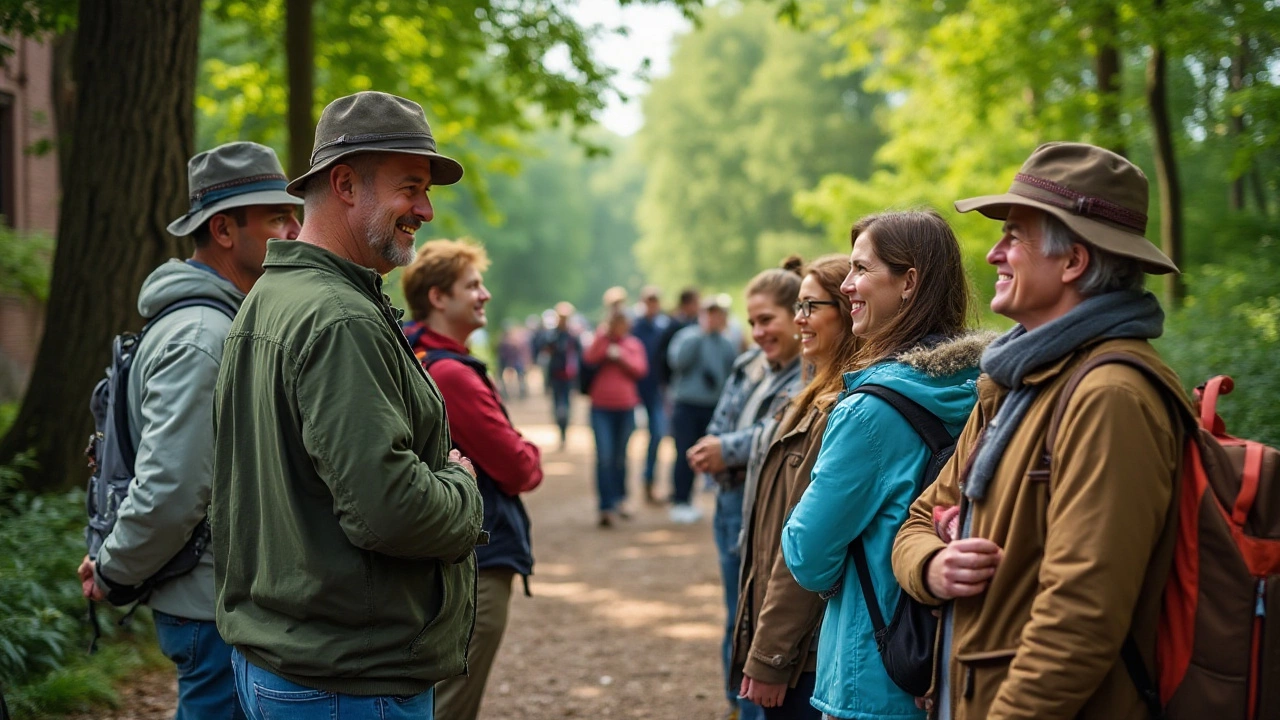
[631,286,671,504]
[540,301,583,449]
[212,92,485,720]
[401,238,543,720]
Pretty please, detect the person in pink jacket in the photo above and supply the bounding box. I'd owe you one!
[584,310,649,527]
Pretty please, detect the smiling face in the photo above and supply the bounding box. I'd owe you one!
[986,205,1080,330]
[795,273,843,368]
[435,263,491,336]
[354,154,435,273]
[747,292,801,366]
[842,231,912,338]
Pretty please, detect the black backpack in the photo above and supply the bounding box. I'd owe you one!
[847,384,957,698]
[84,298,235,610]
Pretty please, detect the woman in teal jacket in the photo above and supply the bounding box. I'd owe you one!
[782,210,988,720]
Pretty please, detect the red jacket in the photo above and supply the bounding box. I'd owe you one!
[583,329,648,411]
[409,325,542,495]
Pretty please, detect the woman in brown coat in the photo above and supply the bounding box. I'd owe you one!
[731,255,858,720]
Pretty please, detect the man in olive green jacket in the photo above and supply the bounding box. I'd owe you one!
[211,92,484,719]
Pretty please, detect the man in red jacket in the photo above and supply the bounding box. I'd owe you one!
[401,238,544,720]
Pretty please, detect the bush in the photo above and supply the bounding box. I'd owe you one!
[1159,239,1280,446]
[0,223,53,302]
[0,457,162,715]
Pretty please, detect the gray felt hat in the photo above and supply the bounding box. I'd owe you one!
[167,142,301,237]
[286,91,464,196]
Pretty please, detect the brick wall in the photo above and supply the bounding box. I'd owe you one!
[0,36,59,403]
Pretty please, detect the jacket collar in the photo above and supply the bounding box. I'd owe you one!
[263,239,391,309]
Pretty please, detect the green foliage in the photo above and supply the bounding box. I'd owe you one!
[0,0,76,37]
[385,126,645,327]
[0,454,163,714]
[0,223,54,302]
[1160,237,1280,446]
[635,1,884,291]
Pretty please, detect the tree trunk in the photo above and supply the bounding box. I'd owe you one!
[286,0,314,179]
[50,30,75,184]
[0,0,200,491]
[1146,33,1185,307]
[1229,34,1246,212]
[1094,8,1125,157]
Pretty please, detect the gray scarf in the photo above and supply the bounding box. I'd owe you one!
[963,290,1165,502]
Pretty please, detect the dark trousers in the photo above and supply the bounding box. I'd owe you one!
[670,401,715,505]
[764,671,820,720]
[590,407,635,511]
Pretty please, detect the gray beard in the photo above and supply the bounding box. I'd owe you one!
[364,214,415,268]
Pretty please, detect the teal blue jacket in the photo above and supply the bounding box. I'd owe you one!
[782,334,987,719]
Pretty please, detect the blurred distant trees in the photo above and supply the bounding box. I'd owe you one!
[634,2,884,291]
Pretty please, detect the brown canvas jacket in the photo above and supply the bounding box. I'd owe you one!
[892,338,1192,720]
[731,403,830,688]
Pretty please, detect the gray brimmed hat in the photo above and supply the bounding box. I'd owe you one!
[955,142,1178,274]
[286,91,463,196]
[167,142,302,237]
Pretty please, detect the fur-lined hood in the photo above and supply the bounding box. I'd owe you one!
[837,330,995,433]
[897,331,999,378]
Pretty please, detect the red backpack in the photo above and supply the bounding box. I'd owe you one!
[1048,355,1280,720]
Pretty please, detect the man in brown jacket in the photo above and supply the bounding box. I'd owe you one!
[892,142,1193,720]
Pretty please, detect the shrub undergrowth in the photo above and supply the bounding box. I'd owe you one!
[0,457,164,716]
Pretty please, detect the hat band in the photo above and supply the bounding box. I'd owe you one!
[310,132,436,166]
[1011,173,1147,233]
[190,176,289,212]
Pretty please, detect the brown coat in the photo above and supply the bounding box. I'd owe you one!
[731,404,830,687]
[892,338,1192,720]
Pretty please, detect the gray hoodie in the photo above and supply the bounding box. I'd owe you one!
[95,259,244,620]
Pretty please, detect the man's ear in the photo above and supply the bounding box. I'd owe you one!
[1062,243,1090,285]
[329,165,359,207]
[208,213,236,250]
[427,285,450,313]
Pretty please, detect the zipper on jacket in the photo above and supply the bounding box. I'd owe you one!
[1248,577,1265,720]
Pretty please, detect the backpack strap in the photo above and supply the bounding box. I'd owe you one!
[421,349,511,423]
[116,297,238,470]
[142,296,236,332]
[848,383,953,633]
[1040,351,1187,720]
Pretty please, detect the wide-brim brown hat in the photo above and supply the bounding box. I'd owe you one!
[167,141,302,237]
[286,91,464,196]
[955,142,1178,274]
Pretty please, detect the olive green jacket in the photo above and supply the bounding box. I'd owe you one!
[211,240,484,696]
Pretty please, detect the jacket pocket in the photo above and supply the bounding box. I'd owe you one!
[955,648,1018,714]
[408,563,447,660]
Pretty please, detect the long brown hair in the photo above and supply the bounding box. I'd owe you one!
[784,254,860,431]
[847,209,971,370]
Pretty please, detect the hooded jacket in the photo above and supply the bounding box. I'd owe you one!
[211,240,485,696]
[891,338,1189,720]
[95,259,244,621]
[783,334,987,720]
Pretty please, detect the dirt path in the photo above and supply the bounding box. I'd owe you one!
[80,381,729,720]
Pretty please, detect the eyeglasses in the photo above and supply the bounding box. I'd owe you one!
[793,299,839,318]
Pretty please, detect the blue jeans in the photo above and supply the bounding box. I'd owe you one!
[671,402,715,504]
[638,385,667,485]
[550,377,573,440]
[714,486,764,720]
[590,407,635,511]
[231,649,433,720]
[152,610,245,720]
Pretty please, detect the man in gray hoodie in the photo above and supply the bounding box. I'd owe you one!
[76,142,301,720]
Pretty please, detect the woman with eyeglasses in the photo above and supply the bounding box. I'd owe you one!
[781,210,989,720]
[729,254,857,720]
[686,256,807,720]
